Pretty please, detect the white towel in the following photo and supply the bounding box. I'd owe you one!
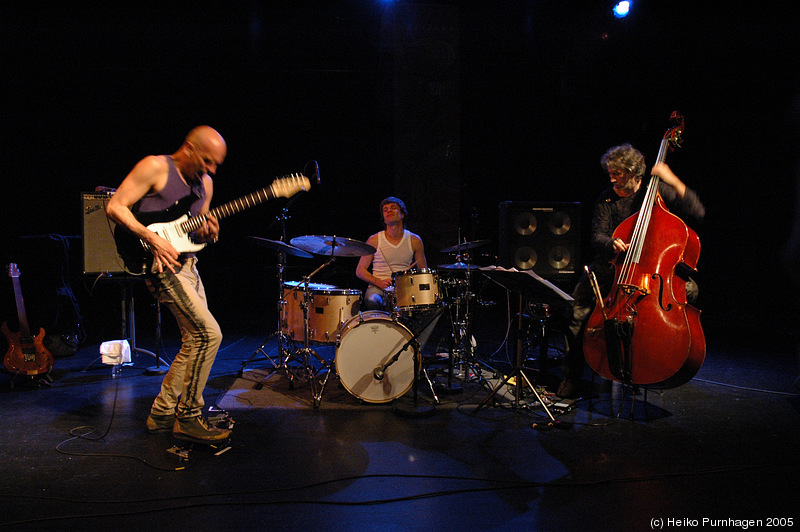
[100,340,132,366]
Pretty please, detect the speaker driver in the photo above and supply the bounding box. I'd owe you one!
[547,245,572,270]
[548,211,572,236]
[514,246,537,270]
[514,211,537,236]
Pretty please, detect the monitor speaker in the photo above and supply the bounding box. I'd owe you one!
[82,193,126,274]
[498,201,581,279]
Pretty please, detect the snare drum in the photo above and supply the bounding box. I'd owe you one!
[282,283,362,343]
[335,311,416,403]
[392,268,441,312]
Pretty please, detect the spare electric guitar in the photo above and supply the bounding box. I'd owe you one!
[2,263,54,377]
[114,173,311,274]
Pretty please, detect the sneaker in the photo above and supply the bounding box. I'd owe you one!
[146,412,176,434]
[173,415,232,443]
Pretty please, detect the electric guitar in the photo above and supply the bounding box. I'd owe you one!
[2,263,54,376]
[114,173,311,274]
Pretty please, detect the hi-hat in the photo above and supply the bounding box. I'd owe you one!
[291,235,376,257]
[441,239,490,253]
[248,236,313,258]
[438,262,480,270]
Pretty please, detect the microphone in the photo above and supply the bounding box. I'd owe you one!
[305,160,321,185]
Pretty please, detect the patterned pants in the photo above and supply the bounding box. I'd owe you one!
[147,257,222,419]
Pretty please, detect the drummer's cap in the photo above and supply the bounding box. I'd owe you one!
[380,196,407,219]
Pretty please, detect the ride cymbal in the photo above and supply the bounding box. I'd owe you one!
[438,262,480,270]
[440,239,491,254]
[247,237,313,258]
[290,235,376,257]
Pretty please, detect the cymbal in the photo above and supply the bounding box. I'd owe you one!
[440,239,490,253]
[438,262,480,270]
[247,237,313,258]
[290,235,376,257]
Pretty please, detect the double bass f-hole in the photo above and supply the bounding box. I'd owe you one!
[651,273,673,312]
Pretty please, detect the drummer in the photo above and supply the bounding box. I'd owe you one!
[356,196,428,311]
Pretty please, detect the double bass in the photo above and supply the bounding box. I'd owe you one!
[583,112,705,387]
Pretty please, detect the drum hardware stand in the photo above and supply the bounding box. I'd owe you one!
[241,161,322,377]
[438,253,495,395]
[239,200,308,376]
[279,257,337,408]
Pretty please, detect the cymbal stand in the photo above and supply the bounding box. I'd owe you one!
[239,206,295,375]
[280,257,335,408]
[443,252,494,393]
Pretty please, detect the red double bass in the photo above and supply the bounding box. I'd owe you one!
[583,112,705,387]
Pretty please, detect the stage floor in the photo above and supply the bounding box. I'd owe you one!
[1,313,798,531]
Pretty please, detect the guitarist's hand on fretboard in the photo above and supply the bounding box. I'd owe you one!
[191,214,220,244]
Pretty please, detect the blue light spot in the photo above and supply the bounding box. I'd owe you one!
[613,1,631,18]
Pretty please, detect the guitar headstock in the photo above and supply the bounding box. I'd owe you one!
[271,173,311,199]
[664,110,685,152]
[7,263,19,278]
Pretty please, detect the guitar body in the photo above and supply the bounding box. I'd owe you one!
[2,322,53,376]
[114,196,199,275]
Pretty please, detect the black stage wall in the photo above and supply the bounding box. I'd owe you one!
[2,2,799,348]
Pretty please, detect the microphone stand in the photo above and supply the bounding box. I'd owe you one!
[239,199,298,376]
[390,306,447,417]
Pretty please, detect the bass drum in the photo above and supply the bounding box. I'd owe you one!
[335,311,416,403]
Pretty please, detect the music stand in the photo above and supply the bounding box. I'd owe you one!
[474,267,573,417]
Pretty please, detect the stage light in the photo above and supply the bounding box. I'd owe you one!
[613,1,631,18]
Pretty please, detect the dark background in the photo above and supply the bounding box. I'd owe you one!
[2,2,799,351]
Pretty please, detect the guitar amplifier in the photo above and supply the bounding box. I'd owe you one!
[81,192,126,274]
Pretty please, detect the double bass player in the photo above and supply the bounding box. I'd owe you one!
[557,143,705,398]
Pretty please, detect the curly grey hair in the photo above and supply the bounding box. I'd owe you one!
[600,144,646,180]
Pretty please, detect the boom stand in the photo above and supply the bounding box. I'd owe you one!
[239,201,306,375]
[474,268,573,416]
[381,306,446,416]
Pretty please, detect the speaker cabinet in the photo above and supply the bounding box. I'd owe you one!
[82,193,126,274]
[498,201,581,279]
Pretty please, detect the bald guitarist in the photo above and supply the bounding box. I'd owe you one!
[106,125,231,444]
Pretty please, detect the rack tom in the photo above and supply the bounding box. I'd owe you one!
[282,283,362,343]
[391,268,441,312]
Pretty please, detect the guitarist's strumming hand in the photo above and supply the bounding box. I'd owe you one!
[144,232,182,274]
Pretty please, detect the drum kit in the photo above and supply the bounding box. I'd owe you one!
[241,232,497,409]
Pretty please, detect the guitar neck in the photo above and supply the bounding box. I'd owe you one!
[10,275,31,337]
[180,185,276,233]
